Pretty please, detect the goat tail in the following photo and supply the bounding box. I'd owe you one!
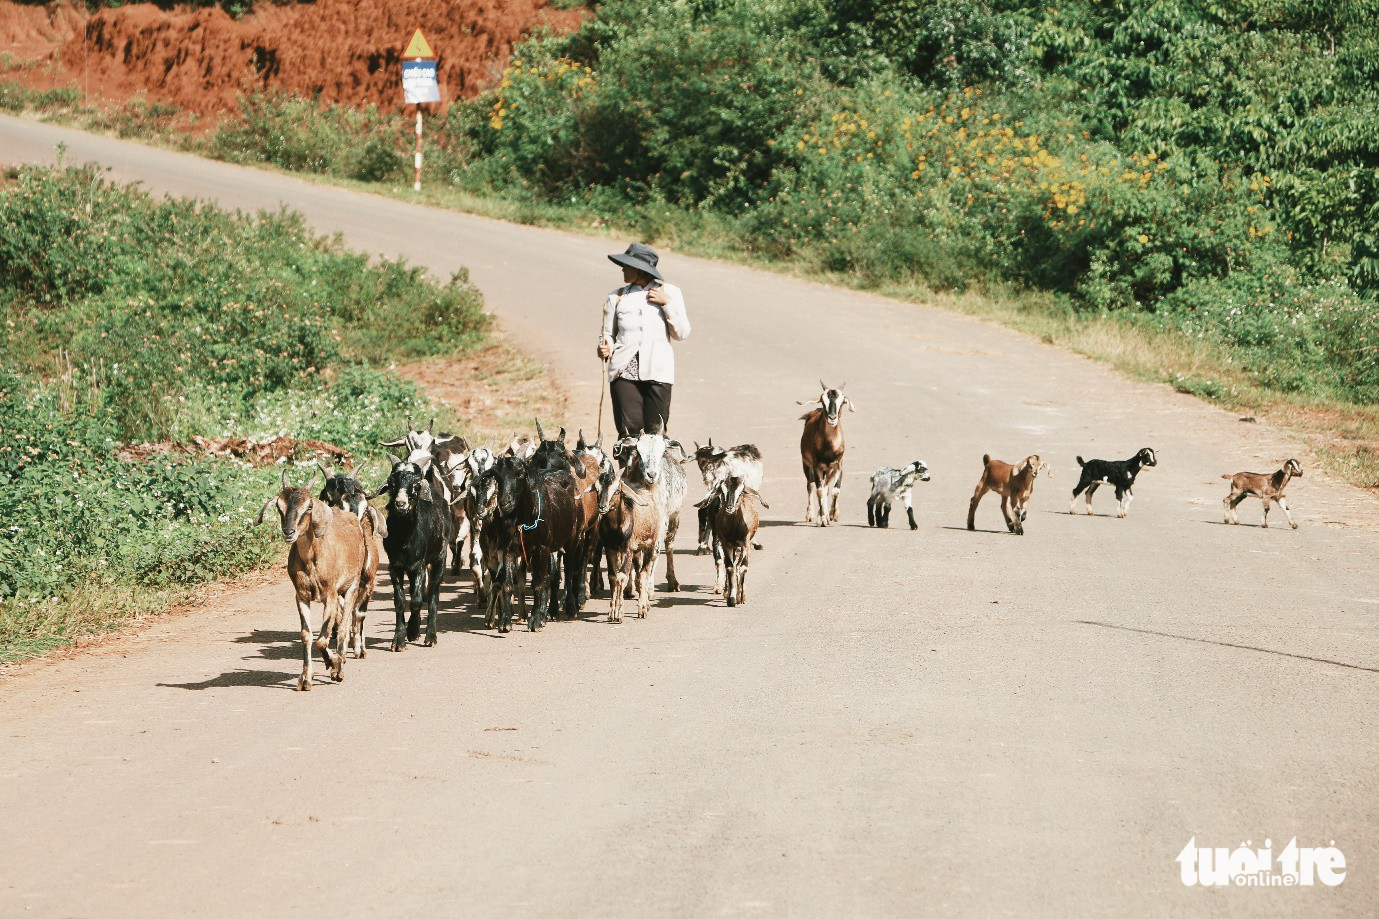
[981,453,991,466]
[1076,456,1085,467]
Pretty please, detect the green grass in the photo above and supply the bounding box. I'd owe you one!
[0,164,490,663]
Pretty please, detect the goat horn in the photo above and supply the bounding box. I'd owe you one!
[378,437,407,448]
[428,416,435,432]
[534,418,545,441]
[405,413,414,432]
[387,452,403,466]
[281,470,291,490]
[819,378,827,391]
[316,463,331,481]
[352,459,370,483]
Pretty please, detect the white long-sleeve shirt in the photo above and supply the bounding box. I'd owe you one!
[600,281,691,385]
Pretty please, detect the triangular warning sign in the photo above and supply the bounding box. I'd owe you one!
[403,29,434,59]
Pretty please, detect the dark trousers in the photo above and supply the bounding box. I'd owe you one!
[610,378,672,438]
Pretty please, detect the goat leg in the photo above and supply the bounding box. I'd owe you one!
[967,486,985,531]
[390,573,410,651]
[904,493,918,531]
[424,559,443,646]
[663,513,681,592]
[866,495,877,528]
[406,569,425,642]
[297,598,315,691]
[1278,496,1298,529]
[804,481,817,524]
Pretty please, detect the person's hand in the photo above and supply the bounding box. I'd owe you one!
[597,339,612,360]
[647,286,670,307]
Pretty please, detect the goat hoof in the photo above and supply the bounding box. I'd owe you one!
[424,635,437,647]
[298,677,311,691]
[390,640,407,652]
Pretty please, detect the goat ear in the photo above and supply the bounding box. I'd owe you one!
[255,495,279,526]
[693,495,713,508]
[844,398,856,412]
[667,439,688,461]
[281,470,291,491]
[417,481,435,504]
[746,489,771,510]
[594,432,604,450]
[797,399,818,406]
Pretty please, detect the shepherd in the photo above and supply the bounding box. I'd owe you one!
[597,243,692,438]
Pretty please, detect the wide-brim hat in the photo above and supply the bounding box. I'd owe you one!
[608,242,663,280]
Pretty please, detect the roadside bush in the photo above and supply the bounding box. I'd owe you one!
[0,166,488,658]
[447,0,1378,404]
[209,93,403,182]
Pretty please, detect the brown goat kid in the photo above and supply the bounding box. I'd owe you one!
[256,475,368,690]
[1223,458,1302,529]
[967,454,1051,536]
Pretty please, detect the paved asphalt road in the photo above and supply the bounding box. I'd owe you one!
[0,116,1376,917]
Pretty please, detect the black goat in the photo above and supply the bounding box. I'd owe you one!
[489,452,583,632]
[1070,447,1158,518]
[317,460,371,518]
[375,454,453,650]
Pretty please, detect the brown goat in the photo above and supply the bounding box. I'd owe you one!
[699,476,766,606]
[256,475,368,690]
[798,381,854,526]
[597,467,661,623]
[348,505,386,660]
[1223,458,1302,529]
[967,454,1051,536]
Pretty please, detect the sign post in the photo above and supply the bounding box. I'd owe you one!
[401,29,440,193]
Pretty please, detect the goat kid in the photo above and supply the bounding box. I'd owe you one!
[968,454,1050,536]
[1070,447,1157,518]
[867,460,931,530]
[1223,458,1302,529]
[697,475,766,606]
[375,454,454,650]
[798,381,854,526]
[256,473,367,690]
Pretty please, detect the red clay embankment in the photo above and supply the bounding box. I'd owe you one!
[0,0,581,116]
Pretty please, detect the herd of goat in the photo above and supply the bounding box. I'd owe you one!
[256,381,1306,691]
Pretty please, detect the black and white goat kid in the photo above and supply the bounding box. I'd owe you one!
[866,460,930,529]
[1069,447,1157,518]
